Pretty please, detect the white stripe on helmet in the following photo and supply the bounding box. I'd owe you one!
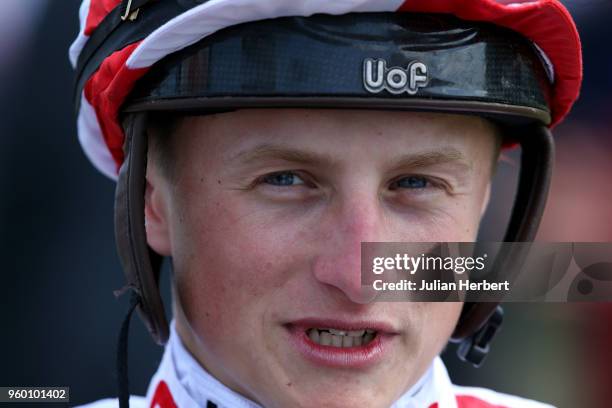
[78,92,118,180]
[69,0,92,68]
[126,0,404,69]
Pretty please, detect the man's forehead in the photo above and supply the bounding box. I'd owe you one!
[180,108,497,148]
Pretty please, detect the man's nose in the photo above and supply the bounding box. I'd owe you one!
[311,196,384,304]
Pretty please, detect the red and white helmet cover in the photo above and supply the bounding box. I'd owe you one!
[70,0,582,180]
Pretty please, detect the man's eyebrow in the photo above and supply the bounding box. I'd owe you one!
[229,144,338,166]
[388,149,472,171]
[230,143,471,171]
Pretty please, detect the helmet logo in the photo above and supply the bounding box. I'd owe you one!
[363,58,428,95]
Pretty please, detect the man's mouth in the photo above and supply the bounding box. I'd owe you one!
[285,319,396,368]
[306,328,377,347]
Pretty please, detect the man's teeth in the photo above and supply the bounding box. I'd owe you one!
[307,328,377,347]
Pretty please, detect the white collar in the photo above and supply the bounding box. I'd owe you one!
[145,321,458,408]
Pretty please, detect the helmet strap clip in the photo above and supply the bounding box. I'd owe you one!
[456,306,503,367]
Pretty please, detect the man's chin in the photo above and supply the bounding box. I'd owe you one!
[259,359,406,408]
[259,385,396,408]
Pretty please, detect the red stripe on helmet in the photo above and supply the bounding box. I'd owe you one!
[85,0,122,36]
[399,0,582,128]
[84,41,150,170]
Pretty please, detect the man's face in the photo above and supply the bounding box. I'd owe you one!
[145,109,498,408]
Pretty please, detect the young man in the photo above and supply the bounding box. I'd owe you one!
[70,1,582,407]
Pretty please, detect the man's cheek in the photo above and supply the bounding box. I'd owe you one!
[180,228,288,308]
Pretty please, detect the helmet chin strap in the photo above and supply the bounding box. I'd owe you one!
[112,112,555,406]
[116,291,140,408]
[451,124,555,366]
[115,112,168,345]
[114,112,166,408]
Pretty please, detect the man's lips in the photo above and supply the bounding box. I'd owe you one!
[284,318,399,368]
[287,318,400,335]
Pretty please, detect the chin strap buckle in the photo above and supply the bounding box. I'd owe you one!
[457,306,503,367]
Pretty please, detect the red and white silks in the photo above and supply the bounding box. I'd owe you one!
[78,321,555,408]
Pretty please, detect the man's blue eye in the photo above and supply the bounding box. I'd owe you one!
[262,172,305,186]
[394,176,428,189]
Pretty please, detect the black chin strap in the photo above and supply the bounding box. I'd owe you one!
[455,124,554,366]
[117,290,141,408]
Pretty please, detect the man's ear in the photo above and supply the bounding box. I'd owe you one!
[144,162,173,256]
